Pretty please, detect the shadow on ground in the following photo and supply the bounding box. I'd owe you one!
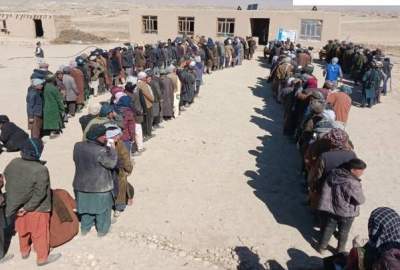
[234,246,322,270]
[244,58,323,268]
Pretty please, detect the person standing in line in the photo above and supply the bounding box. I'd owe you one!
[4,139,61,266]
[26,78,45,138]
[124,79,145,155]
[137,72,154,141]
[318,158,366,254]
[166,65,181,118]
[62,67,79,117]
[73,124,118,237]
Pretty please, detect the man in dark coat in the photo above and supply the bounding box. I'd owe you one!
[177,60,196,108]
[147,69,163,128]
[4,139,61,266]
[0,115,29,153]
[73,124,118,237]
[159,69,175,119]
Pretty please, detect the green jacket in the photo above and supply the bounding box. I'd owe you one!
[43,83,64,131]
[4,158,51,217]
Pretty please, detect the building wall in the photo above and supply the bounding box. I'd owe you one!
[129,8,341,48]
[0,13,68,40]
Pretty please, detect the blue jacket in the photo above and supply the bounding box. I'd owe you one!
[325,63,342,82]
[26,86,43,118]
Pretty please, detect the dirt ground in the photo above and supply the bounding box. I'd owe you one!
[0,40,399,269]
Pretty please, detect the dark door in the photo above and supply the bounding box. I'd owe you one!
[34,19,44,37]
[250,18,270,45]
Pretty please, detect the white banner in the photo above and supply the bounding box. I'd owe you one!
[293,0,400,5]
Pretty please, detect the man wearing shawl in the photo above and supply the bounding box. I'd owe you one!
[346,207,400,269]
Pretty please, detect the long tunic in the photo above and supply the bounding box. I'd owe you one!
[159,76,175,117]
[178,69,196,103]
[115,141,133,206]
[43,83,64,131]
[70,68,85,104]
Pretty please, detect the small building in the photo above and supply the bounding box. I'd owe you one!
[0,12,71,40]
[129,7,341,48]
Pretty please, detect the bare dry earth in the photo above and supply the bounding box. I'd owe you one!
[0,40,399,269]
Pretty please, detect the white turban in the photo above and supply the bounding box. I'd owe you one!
[126,76,138,85]
[88,102,101,115]
[31,78,45,86]
[106,127,122,139]
[138,71,147,80]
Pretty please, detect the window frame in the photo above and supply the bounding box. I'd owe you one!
[299,19,323,41]
[142,15,158,34]
[178,16,195,35]
[216,18,235,37]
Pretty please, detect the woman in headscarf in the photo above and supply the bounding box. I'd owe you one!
[346,207,400,269]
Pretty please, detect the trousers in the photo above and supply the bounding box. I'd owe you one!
[142,107,153,137]
[319,212,354,252]
[134,123,144,151]
[15,212,50,263]
[80,208,111,235]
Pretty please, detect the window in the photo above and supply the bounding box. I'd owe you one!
[178,17,195,35]
[2,20,6,29]
[142,16,158,34]
[300,19,323,41]
[217,18,235,37]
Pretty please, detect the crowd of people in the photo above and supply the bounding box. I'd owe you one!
[321,40,393,108]
[0,35,257,266]
[266,39,393,109]
[267,40,399,269]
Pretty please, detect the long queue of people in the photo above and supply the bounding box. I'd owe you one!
[267,41,399,269]
[0,35,255,266]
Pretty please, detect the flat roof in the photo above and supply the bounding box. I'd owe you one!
[129,7,341,15]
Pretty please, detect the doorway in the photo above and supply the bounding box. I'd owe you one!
[250,18,270,45]
[34,19,44,37]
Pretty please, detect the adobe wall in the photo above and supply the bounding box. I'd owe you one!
[129,8,341,48]
[0,13,71,40]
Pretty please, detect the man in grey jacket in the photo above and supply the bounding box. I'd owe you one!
[62,67,79,117]
[318,158,366,254]
[73,124,118,237]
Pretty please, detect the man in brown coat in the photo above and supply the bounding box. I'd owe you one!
[137,72,154,139]
[297,49,312,68]
[70,65,85,112]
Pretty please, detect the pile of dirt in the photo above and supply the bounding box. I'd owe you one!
[52,29,110,44]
